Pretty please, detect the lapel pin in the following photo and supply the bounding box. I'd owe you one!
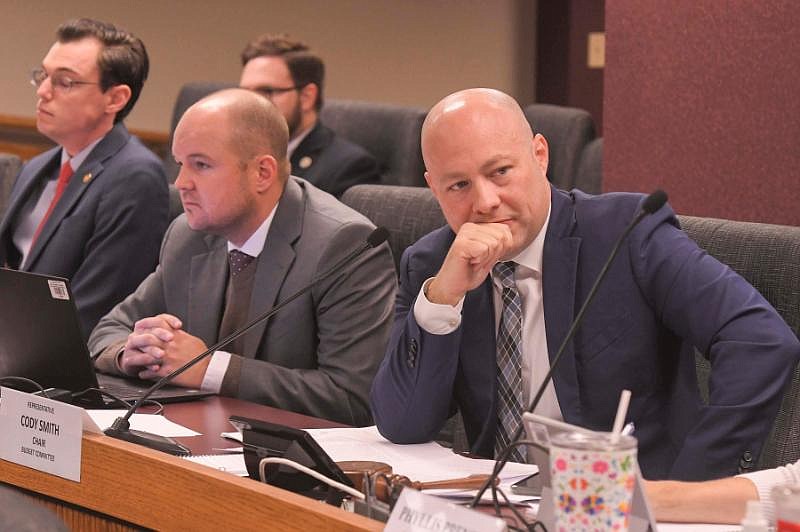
[82,173,92,183]
[298,156,313,169]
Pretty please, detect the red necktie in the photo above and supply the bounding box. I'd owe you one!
[31,160,74,246]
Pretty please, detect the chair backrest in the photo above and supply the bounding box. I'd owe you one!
[340,184,445,273]
[678,214,800,469]
[0,152,23,219]
[574,137,603,194]
[523,103,597,191]
[320,100,427,187]
[163,81,236,181]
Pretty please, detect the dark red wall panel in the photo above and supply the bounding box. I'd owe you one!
[604,1,800,225]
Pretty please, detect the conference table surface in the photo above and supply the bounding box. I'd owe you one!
[158,396,536,529]
[159,395,347,454]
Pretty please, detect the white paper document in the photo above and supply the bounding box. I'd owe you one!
[304,425,537,503]
[183,453,248,476]
[87,410,200,437]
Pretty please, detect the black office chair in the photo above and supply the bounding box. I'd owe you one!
[523,103,597,191]
[679,214,800,470]
[574,137,603,194]
[1,152,23,219]
[341,185,445,273]
[320,100,427,187]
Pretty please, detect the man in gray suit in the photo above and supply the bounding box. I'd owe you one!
[91,88,396,426]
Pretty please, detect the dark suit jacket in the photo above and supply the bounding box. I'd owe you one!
[0,123,169,338]
[291,121,380,197]
[90,177,397,426]
[371,187,800,480]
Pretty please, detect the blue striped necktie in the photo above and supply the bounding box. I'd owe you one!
[493,261,526,462]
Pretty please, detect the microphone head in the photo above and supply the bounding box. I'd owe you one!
[642,189,668,214]
[367,227,390,248]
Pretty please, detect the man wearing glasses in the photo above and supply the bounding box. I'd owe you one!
[0,18,168,339]
[239,34,380,198]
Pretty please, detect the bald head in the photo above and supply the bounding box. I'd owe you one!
[183,88,291,180]
[421,88,533,169]
[420,88,551,259]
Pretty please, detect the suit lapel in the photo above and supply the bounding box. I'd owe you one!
[188,235,228,346]
[0,148,60,250]
[290,122,332,178]
[24,123,131,269]
[242,178,303,357]
[542,187,584,425]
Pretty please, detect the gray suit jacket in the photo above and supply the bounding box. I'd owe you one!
[90,177,396,426]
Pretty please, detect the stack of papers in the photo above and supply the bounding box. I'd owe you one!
[304,425,538,503]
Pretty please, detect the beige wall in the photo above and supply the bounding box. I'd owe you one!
[1,0,536,133]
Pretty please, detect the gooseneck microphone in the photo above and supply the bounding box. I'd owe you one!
[104,227,390,455]
[469,190,668,507]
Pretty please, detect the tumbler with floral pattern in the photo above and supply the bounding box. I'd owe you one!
[549,431,637,532]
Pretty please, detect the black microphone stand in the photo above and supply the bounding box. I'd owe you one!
[104,228,389,455]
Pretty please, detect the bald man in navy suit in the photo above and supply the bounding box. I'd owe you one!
[371,88,800,481]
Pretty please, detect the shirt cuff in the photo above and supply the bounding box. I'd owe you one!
[738,464,797,524]
[200,351,231,393]
[413,277,464,335]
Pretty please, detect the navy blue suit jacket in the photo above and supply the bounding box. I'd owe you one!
[291,121,380,198]
[371,187,800,480]
[0,123,169,338]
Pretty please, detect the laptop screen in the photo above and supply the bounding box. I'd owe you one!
[0,268,214,407]
[0,268,98,394]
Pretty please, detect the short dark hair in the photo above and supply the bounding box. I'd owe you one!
[56,18,149,123]
[240,34,325,111]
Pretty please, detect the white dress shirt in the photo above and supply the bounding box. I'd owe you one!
[287,123,314,159]
[413,204,562,420]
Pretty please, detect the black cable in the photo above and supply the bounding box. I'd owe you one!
[73,387,165,415]
[0,376,49,397]
[487,439,549,531]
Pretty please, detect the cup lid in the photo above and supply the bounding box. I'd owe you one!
[549,430,637,451]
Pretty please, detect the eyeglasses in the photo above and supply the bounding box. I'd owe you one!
[30,68,100,93]
[251,85,301,100]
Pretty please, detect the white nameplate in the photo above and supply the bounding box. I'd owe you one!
[386,488,506,532]
[0,387,85,482]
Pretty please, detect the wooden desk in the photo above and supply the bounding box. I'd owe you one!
[0,397,383,531]
[166,396,347,454]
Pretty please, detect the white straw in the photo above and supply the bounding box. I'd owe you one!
[611,389,632,444]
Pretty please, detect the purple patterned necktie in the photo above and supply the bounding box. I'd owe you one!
[228,249,255,276]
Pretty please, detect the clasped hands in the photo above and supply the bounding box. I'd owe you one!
[119,313,210,388]
[426,222,514,306]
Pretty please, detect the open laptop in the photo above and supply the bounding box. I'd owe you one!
[0,268,212,408]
